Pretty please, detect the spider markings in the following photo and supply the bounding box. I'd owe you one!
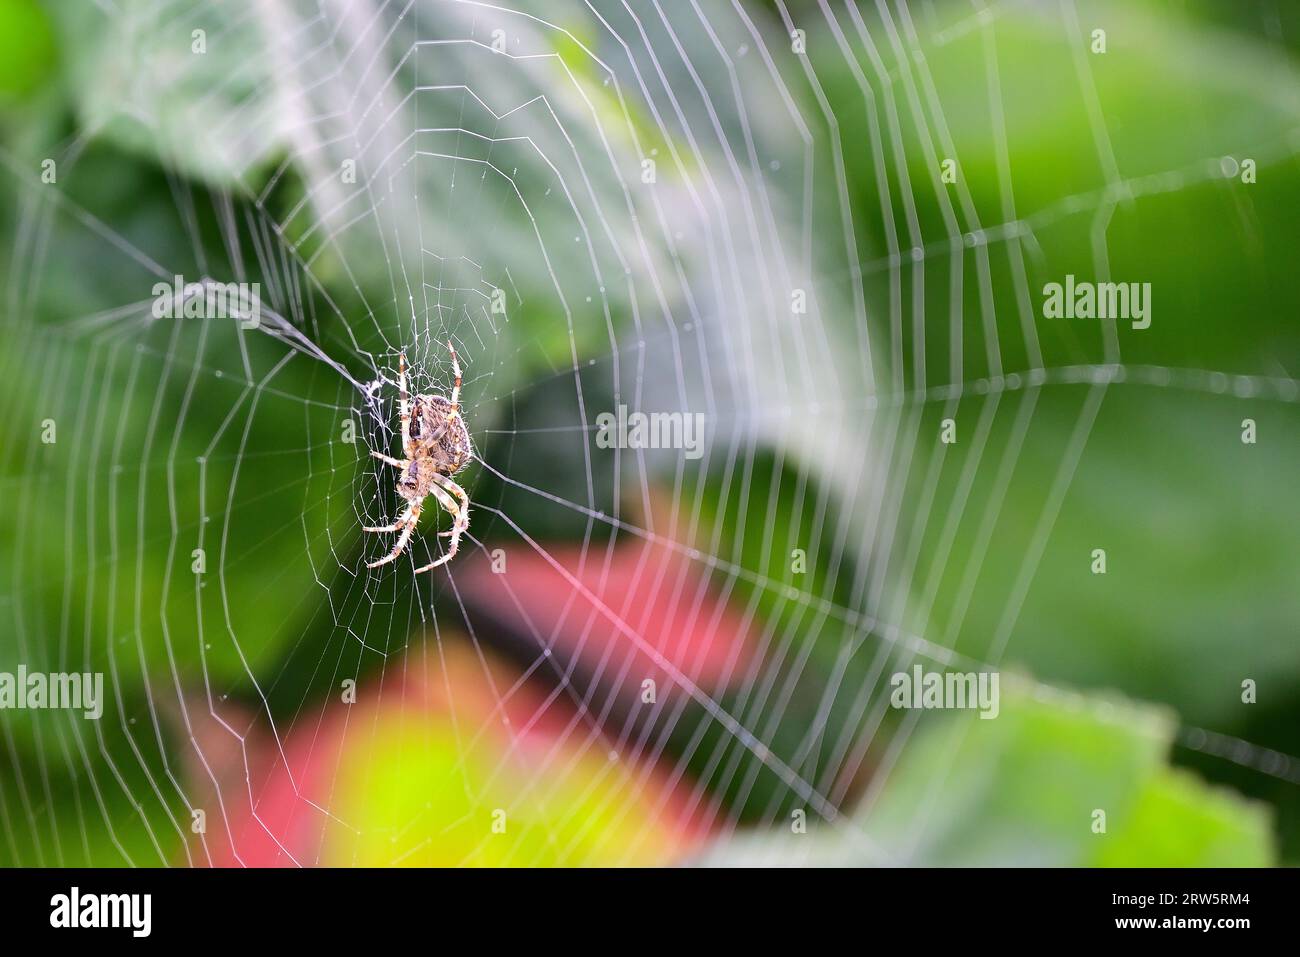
[364,341,473,572]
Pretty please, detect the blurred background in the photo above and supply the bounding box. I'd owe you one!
[0,0,1297,866]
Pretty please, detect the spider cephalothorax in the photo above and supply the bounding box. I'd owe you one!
[364,342,472,572]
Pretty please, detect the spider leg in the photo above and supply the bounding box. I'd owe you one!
[426,481,463,532]
[362,501,412,533]
[365,501,421,568]
[434,474,470,523]
[370,450,407,468]
[413,539,458,573]
[445,340,461,417]
[414,478,468,572]
[398,351,412,459]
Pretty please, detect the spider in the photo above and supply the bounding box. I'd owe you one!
[363,341,472,572]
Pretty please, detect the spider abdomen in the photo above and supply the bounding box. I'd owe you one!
[413,394,472,475]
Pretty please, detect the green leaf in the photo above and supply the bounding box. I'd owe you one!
[0,0,56,102]
[697,679,1274,866]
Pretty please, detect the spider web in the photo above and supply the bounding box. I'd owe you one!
[1,0,1298,867]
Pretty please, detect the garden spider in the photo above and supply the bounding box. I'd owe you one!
[364,341,472,572]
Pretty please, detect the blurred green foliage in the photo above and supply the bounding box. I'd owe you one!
[0,0,1296,866]
[0,0,55,101]
[701,681,1273,866]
